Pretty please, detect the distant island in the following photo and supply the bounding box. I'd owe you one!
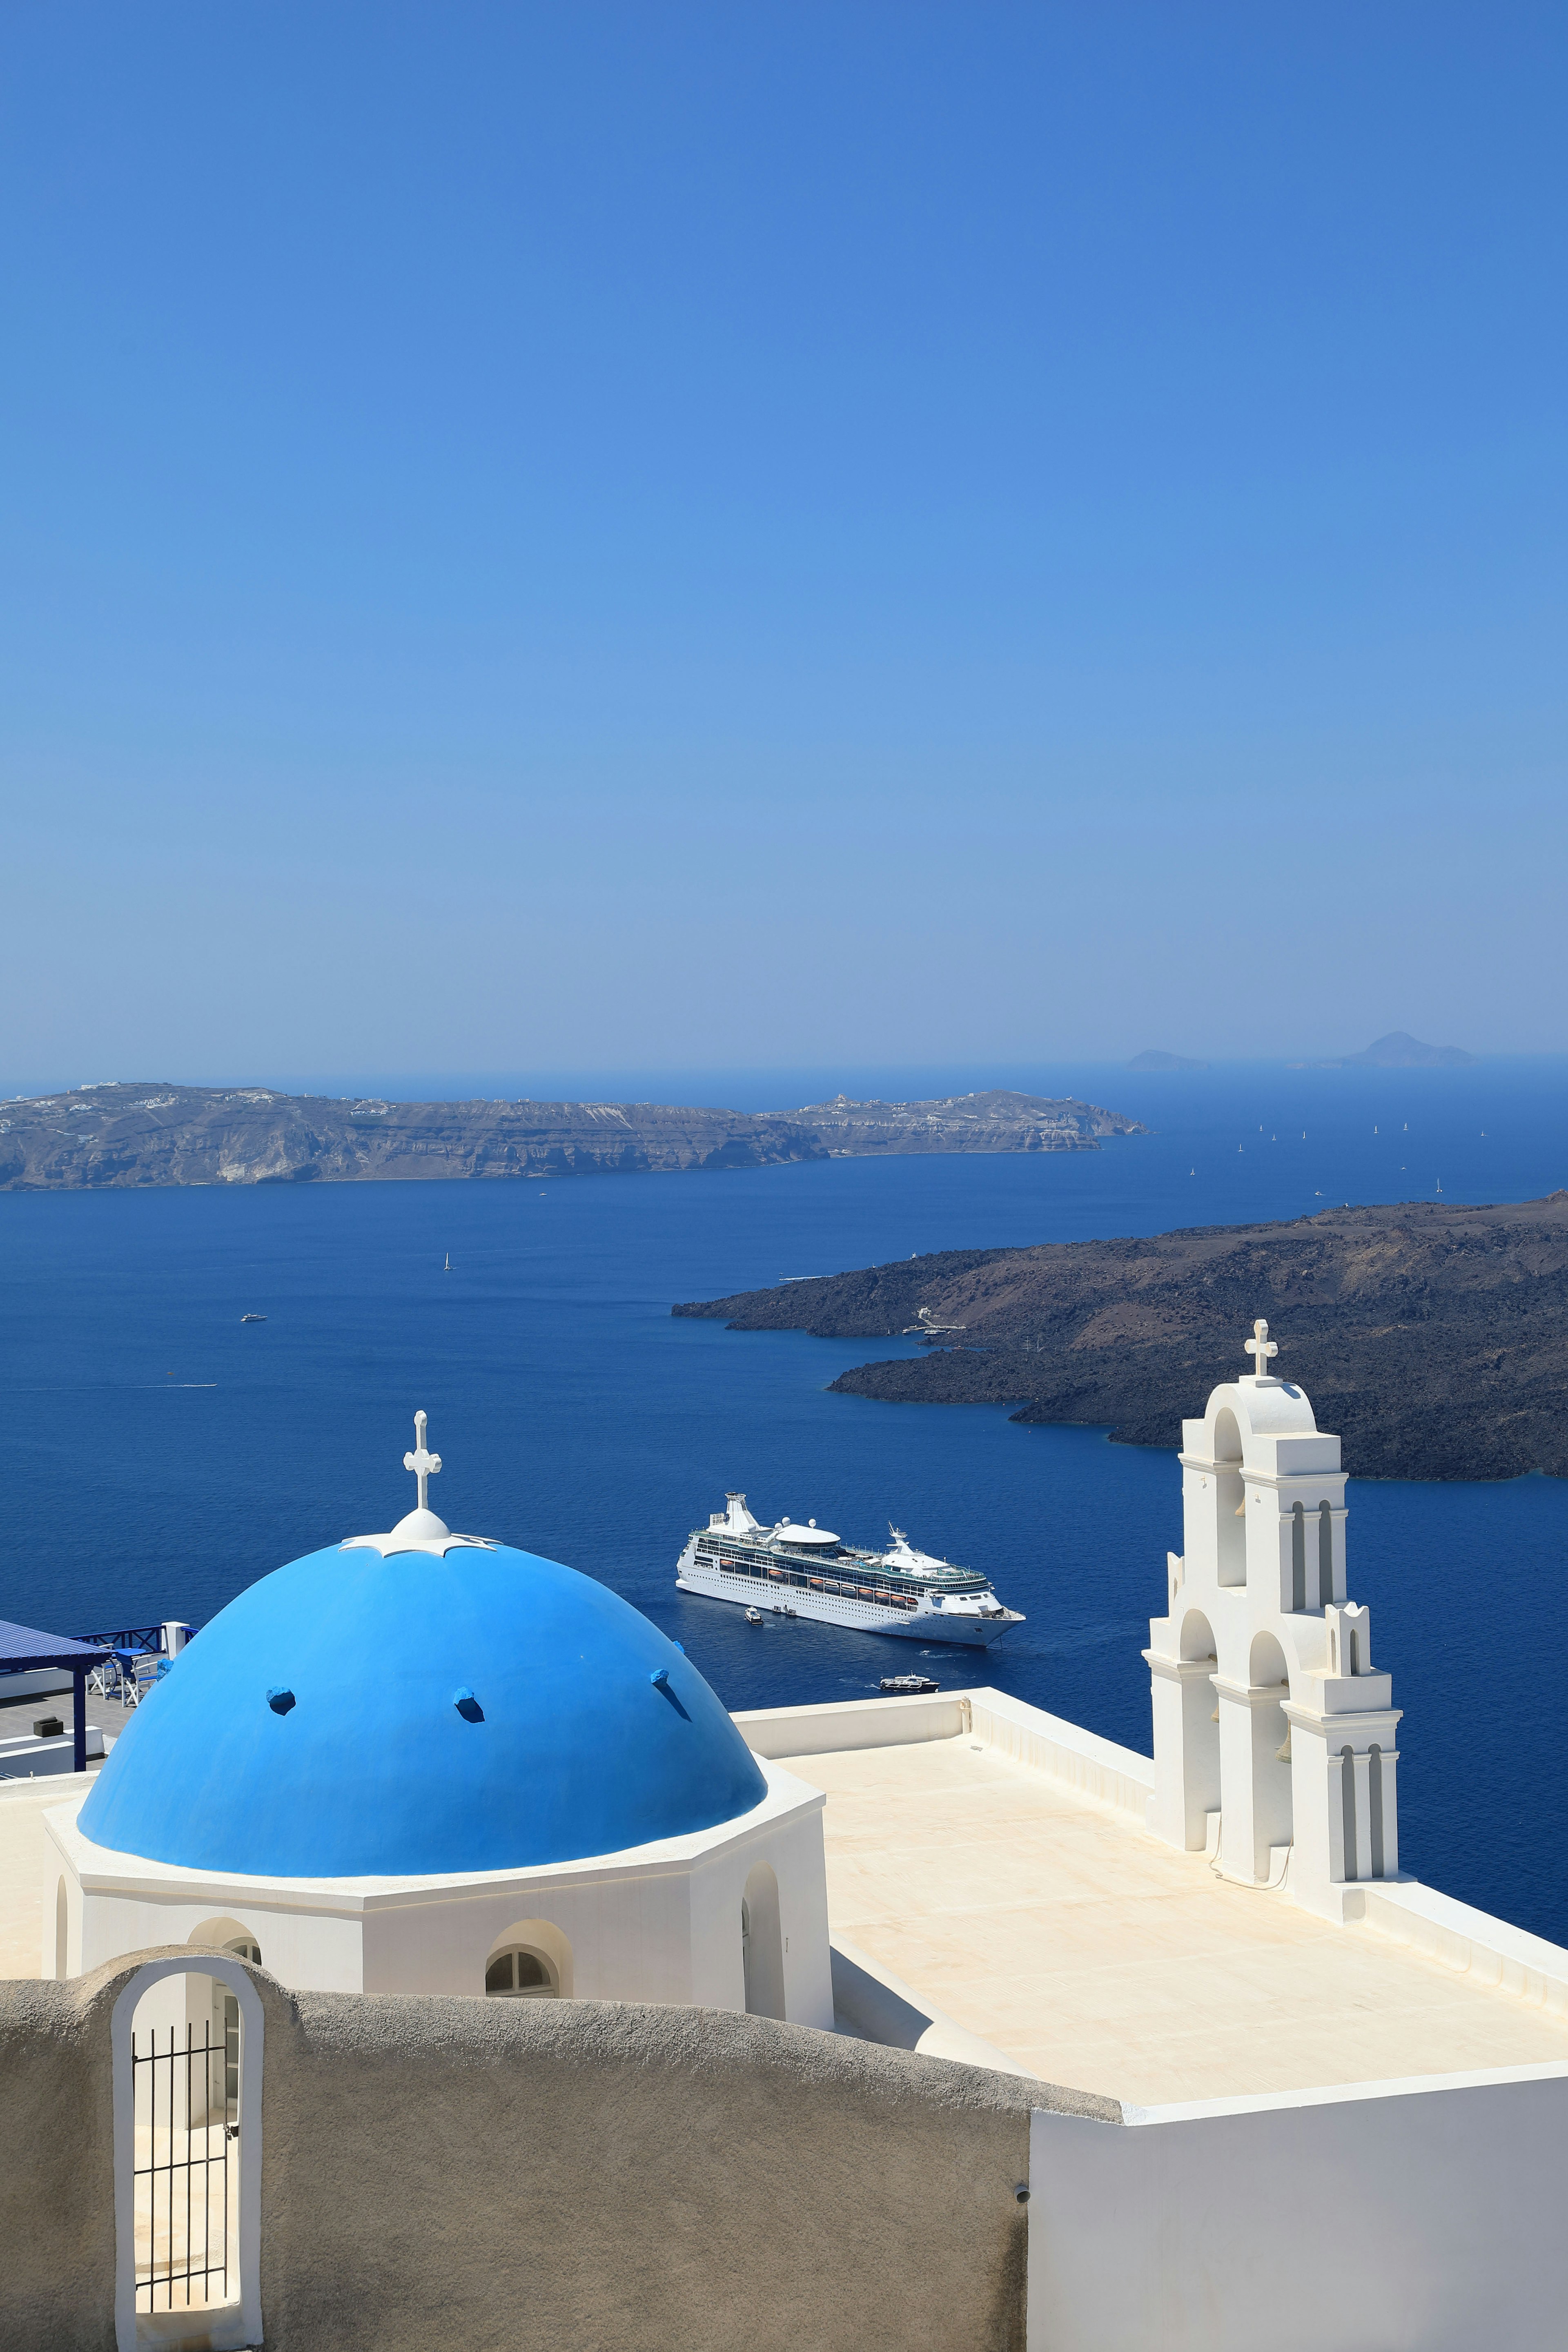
[0,1082,1145,1190]
[674,1192,1568,1480]
[1127,1050,1208,1072]
[1343,1031,1476,1068]
[1288,1031,1478,1071]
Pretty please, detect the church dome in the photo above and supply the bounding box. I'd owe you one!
[78,1423,767,1879]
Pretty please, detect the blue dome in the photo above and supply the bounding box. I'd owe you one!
[78,1541,768,1877]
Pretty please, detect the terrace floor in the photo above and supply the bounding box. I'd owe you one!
[788,1729,1568,2105]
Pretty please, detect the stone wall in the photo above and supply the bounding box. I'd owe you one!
[0,1975,118,2352]
[0,1949,1116,2352]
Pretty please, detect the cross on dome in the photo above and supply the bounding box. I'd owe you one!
[342,1410,494,1558]
[403,1410,442,1512]
[1244,1318,1279,1379]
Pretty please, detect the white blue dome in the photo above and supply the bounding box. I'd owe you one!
[78,1538,767,1878]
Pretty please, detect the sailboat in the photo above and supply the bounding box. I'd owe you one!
[443,1252,452,1272]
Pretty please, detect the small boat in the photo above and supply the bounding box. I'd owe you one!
[744,1608,763,1626]
[240,1313,266,1323]
[880,1674,940,1695]
[443,1252,452,1272]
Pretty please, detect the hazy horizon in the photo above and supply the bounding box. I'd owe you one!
[5,1044,1558,1116]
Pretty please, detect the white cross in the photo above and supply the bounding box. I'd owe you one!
[1244,1319,1278,1379]
[403,1409,442,1510]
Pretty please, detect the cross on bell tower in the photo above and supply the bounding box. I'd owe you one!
[403,1410,442,1511]
[1244,1318,1278,1379]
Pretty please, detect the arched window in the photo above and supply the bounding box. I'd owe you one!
[741,1860,786,2020]
[1212,1411,1246,1587]
[187,1917,262,1968]
[1318,1502,1334,1608]
[1341,1745,1358,1881]
[484,1947,558,1999]
[1291,1503,1306,1612]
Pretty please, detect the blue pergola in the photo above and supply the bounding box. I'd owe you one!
[0,1621,111,1774]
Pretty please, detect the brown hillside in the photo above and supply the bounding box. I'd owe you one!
[674,1194,1568,1480]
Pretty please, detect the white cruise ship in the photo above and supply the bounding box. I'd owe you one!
[675,1492,1025,1647]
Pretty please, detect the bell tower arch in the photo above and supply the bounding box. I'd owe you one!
[1144,1320,1402,1915]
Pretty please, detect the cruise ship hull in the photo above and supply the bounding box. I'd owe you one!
[675,1550,1017,1647]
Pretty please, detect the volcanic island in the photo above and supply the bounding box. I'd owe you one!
[675,1193,1568,1480]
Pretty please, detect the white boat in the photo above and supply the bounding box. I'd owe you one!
[676,1494,1025,1648]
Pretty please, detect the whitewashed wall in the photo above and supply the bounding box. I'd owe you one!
[50,1760,834,2028]
[1028,2063,1568,2351]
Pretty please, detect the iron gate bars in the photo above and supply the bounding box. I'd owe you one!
[130,2020,234,2310]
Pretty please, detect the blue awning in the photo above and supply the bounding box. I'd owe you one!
[0,1621,110,1672]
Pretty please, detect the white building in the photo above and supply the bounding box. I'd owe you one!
[46,1416,833,2027]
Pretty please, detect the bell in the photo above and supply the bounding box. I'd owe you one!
[1275,1729,1292,1762]
[1210,1704,1220,1723]
[1234,1501,1247,1516]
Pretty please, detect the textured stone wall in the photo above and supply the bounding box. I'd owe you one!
[0,1949,1116,2352]
[0,1974,118,2352]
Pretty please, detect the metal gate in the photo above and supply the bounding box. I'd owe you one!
[131,2016,237,2312]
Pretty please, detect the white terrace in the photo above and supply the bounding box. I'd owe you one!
[739,1686,1568,2106]
[735,1328,1568,2106]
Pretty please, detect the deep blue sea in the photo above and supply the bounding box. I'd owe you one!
[4,1060,1566,1941]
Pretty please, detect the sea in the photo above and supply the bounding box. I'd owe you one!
[4,1059,1566,1944]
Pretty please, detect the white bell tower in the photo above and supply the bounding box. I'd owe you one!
[1143,1321,1402,1918]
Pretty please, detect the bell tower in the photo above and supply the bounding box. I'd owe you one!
[1144,1321,1401,1918]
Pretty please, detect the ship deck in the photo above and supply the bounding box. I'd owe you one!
[695,1541,989,1593]
[772,1712,1568,2107]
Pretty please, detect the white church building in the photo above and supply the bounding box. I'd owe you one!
[47,1415,834,2026]
[6,1335,1568,2352]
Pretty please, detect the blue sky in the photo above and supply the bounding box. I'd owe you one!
[2,3,1564,1089]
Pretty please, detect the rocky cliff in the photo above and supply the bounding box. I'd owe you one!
[0,1083,1142,1189]
[674,1194,1568,1479]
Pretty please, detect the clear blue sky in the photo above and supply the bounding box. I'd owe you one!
[2,3,1564,1089]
